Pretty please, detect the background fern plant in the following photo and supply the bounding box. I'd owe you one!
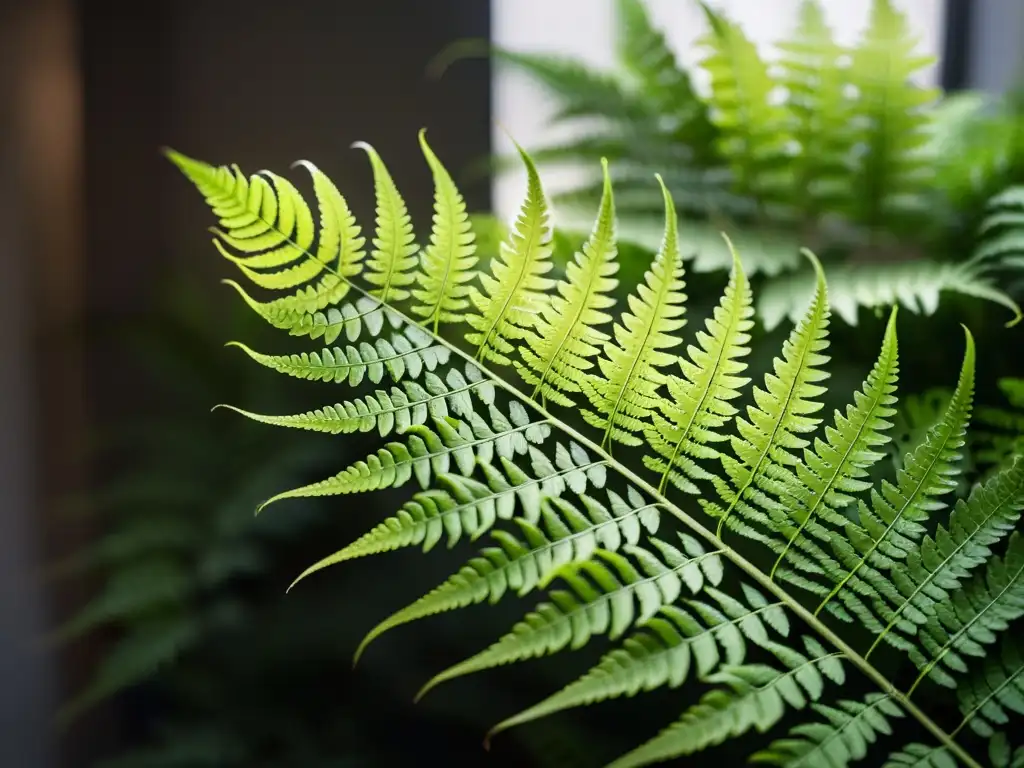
[169,129,1024,767]
[481,0,1024,331]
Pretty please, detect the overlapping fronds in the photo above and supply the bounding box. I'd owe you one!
[172,132,1024,768]
[493,0,1024,329]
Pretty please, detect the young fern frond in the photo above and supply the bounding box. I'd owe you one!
[516,159,620,408]
[643,247,753,495]
[467,143,554,364]
[172,135,1023,768]
[410,130,478,331]
[776,0,853,219]
[581,177,687,451]
[355,141,419,302]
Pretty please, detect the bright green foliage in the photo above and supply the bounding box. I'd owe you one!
[697,2,789,202]
[173,137,1024,768]
[844,0,939,232]
[581,178,687,450]
[495,0,1024,329]
[490,582,789,739]
[776,0,853,219]
[355,142,419,302]
[466,144,554,364]
[703,252,830,538]
[410,130,478,331]
[644,248,753,494]
[757,259,1023,331]
[516,160,620,407]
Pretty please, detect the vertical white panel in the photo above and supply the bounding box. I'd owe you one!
[491,0,945,220]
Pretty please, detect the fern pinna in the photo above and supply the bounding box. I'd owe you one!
[170,132,1024,768]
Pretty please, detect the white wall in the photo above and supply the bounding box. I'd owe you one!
[491,0,946,220]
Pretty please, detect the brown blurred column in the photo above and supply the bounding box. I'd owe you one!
[0,0,98,766]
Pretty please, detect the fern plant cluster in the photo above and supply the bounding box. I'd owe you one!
[170,128,1024,768]
[488,0,1024,330]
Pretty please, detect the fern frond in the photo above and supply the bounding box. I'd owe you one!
[707,251,830,538]
[757,260,1022,331]
[867,457,1024,658]
[259,402,550,509]
[697,1,788,202]
[489,582,789,740]
[227,322,449,387]
[288,442,611,586]
[776,0,854,218]
[977,379,1024,473]
[971,186,1024,265]
[906,530,1024,690]
[354,142,419,302]
[883,742,956,768]
[516,159,619,407]
[175,137,1001,768]
[417,535,723,699]
[216,363,494,437]
[466,143,554,364]
[752,692,904,768]
[956,635,1024,739]
[645,245,754,495]
[614,0,717,162]
[608,637,844,768]
[354,489,660,663]
[410,130,478,331]
[581,177,686,450]
[166,151,367,338]
[815,329,974,619]
[845,0,939,232]
[769,305,900,583]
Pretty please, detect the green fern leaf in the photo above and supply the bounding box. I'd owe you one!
[288,442,610,586]
[845,0,939,232]
[608,637,844,768]
[215,363,494,438]
[581,177,686,450]
[867,457,1024,658]
[957,636,1024,738]
[227,331,448,388]
[615,0,717,162]
[813,327,974,619]
[752,692,904,768]
[354,141,419,302]
[645,245,754,494]
[466,143,554,364]
[353,490,659,662]
[489,582,788,740]
[757,260,1022,331]
[697,2,788,201]
[883,742,957,768]
[516,159,620,407]
[417,535,723,699]
[707,251,830,538]
[259,402,550,509]
[410,130,478,331]
[769,305,900,582]
[776,0,854,218]
[907,531,1024,690]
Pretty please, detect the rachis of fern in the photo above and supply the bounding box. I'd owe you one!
[169,129,1024,768]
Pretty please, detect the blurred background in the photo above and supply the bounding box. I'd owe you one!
[1,1,1022,766]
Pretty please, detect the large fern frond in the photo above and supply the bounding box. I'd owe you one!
[170,137,1020,768]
